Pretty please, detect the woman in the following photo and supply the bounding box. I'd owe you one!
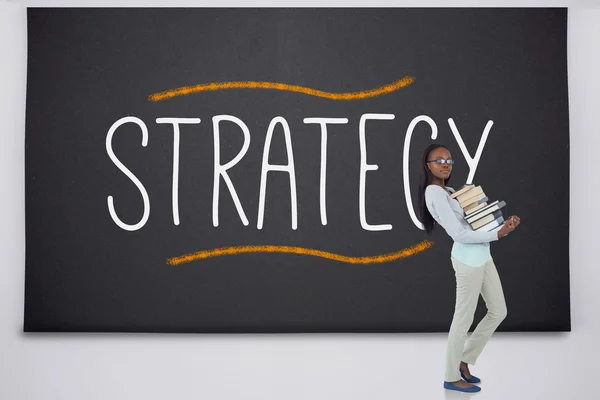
[417,143,520,393]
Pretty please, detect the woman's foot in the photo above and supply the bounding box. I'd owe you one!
[449,379,474,389]
[460,361,473,379]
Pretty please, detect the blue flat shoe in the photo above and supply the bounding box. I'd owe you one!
[460,369,481,384]
[443,381,481,393]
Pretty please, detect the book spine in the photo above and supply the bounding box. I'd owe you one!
[472,210,503,229]
[465,201,499,220]
[465,204,487,215]
[467,201,506,223]
[467,204,501,224]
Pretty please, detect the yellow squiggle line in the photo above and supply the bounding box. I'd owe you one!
[166,239,433,266]
[148,76,416,102]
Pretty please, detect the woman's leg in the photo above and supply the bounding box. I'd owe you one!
[444,257,485,382]
[462,258,508,366]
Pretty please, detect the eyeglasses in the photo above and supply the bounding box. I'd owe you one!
[426,159,454,165]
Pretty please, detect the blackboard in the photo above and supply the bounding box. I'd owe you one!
[24,8,570,332]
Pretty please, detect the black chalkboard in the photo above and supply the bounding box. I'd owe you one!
[24,8,570,332]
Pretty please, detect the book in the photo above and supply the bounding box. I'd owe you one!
[466,200,499,219]
[472,210,504,230]
[465,200,489,214]
[463,196,489,212]
[450,184,475,199]
[466,201,506,224]
[460,192,487,208]
[475,215,505,232]
[456,186,483,203]
[454,183,508,233]
[452,184,477,201]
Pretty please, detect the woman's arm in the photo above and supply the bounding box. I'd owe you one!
[427,186,499,244]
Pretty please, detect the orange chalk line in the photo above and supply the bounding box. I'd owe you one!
[148,76,416,102]
[166,239,433,266]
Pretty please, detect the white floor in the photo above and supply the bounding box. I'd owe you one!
[0,331,596,399]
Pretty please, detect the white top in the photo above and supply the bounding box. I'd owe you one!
[425,184,499,267]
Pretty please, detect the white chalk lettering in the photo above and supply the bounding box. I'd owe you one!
[448,118,494,184]
[104,114,493,232]
[106,116,151,232]
[212,115,251,227]
[403,115,438,230]
[156,117,201,226]
[359,113,395,231]
[257,117,298,230]
[303,117,349,225]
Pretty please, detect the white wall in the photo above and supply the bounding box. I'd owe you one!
[1,1,599,399]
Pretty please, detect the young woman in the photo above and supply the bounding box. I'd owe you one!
[417,143,520,393]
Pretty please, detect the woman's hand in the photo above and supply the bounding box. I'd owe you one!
[497,215,521,238]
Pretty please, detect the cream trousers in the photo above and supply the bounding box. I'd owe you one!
[445,256,508,382]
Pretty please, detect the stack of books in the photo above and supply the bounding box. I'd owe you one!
[450,184,506,232]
